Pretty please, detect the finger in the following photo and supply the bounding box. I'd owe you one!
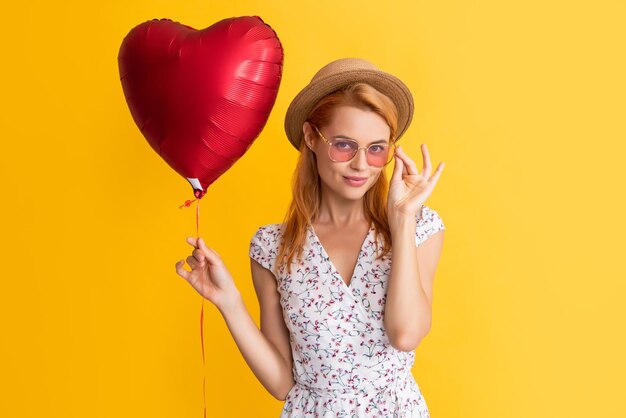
[175,260,190,280]
[186,236,198,248]
[198,237,218,259]
[397,146,420,176]
[396,147,409,176]
[391,150,403,182]
[421,144,432,178]
[192,248,206,263]
[186,255,202,269]
[192,250,207,263]
[198,238,222,264]
[429,162,445,184]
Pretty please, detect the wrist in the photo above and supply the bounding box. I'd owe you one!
[389,204,424,233]
[217,292,244,317]
[389,213,417,237]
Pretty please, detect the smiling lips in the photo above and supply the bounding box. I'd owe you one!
[343,176,368,186]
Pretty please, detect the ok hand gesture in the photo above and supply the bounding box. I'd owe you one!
[387,144,445,219]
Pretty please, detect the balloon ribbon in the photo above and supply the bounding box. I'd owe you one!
[180,197,207,418]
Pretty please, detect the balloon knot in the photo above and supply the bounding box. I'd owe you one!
[179,199,197,209]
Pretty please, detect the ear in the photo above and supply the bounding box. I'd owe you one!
[302,122,315,151]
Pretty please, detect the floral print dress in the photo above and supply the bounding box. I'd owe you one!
[249,205,445,417]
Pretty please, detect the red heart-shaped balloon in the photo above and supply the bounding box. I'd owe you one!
[118,16,284,199]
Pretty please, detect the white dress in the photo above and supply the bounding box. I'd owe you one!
[249,205,445,417]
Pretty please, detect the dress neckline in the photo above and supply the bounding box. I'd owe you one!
[308,221,374,290]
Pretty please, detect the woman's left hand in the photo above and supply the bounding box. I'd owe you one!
[387,144,445,218]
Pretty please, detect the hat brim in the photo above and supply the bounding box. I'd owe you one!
[284,69,414,150]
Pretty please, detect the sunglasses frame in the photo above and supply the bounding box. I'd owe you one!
[310,124,397,167]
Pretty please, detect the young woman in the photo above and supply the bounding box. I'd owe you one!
[175,58,446,417]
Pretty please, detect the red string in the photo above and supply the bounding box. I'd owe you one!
[179,199,197,209]
[181,196,207,418]
[197,200,207,418]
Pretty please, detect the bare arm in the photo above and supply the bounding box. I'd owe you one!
[384,215,444,351]
[176,236,294,400]
[217,259,294,400]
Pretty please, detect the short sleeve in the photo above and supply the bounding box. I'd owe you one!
[249,225,277,273]
[415,205,445,246]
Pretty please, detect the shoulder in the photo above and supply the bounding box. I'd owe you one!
[249,223,284,274]
[250,223,284,244]
[415,205,445,245]
[249,222,285,257]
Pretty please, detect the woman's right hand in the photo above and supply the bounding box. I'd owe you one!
[175,237,240,310]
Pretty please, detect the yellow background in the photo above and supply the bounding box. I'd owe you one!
[1,0,624,417]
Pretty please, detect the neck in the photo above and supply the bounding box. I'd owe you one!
[314,185,368,227]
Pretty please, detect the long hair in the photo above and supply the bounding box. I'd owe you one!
[276,82,399,274]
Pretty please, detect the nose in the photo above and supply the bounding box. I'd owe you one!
[350,147,369,170]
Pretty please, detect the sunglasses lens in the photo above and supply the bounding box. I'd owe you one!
[367,145,392,167]
[329,141,358,161]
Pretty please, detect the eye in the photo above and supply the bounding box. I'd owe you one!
[369,145,387,153]
[334,141,356,151]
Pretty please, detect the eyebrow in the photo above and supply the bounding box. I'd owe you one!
[331,134,389,145]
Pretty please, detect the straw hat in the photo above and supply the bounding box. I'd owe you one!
[284,57,414,151]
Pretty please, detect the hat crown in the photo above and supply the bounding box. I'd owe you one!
[310,58,380,83]
[284,57,414,151]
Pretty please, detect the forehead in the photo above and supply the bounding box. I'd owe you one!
[325,106,391,143]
